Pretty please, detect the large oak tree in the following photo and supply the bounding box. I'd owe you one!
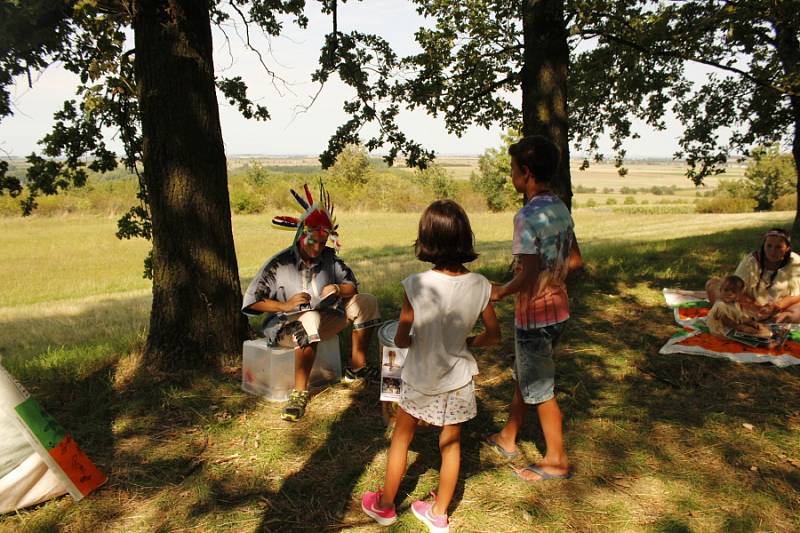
[0,1,317,371]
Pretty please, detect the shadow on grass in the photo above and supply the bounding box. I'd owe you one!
[563,223,800,511]
[3,222,800,531]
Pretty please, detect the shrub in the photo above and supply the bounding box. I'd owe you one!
[624,196,636,205]
[612,205,695,215]
[575,185,596,193]
[695,195,757,213]
[606,198,617,205]
[773,193,796,211]
[471,130,518,211]
[586,198,597,208]
[743,144,796,211]
[329,144,371,186]
[603,187,614,193]
[415,164,456,199]
[230,188,263,214]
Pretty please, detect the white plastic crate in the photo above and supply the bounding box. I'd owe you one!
[241,337,341,401]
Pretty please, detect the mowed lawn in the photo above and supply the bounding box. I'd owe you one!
[0,210,798,532]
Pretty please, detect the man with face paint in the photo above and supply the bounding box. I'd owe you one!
[242,183,381,421]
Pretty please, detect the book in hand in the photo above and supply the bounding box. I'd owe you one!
[726,324,790,349]
[281,291,341,317]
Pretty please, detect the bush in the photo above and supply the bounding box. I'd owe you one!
[415,164,456,199]
[471,130,518,211]
[624,196,636,205]
[329,144,371,186]
[773,193,796,211]
[744,144,796,211]
[619,186,636,194]
[612,205,695,215]
[695,195,757,213]
[606,198,617,205]
[230,188,263,214]
[585,198,597,208]
[575,185,596,193]
[603,187,614,193]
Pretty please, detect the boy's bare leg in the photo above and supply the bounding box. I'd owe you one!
[380,407,419,509]
[517,397,569,481]
[491,382,527,454]
[294,344,316,390]
[433,423,462,517]
[351,326,372,369]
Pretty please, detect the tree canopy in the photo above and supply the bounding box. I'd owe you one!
[316,0,799,221]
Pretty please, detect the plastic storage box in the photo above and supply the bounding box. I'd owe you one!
[241,337,342,401]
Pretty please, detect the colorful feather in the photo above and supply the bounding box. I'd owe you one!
[290,189,308,210]
[273,180,341,250]
[272,215,299,230]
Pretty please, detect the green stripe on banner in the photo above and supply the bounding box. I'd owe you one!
[14,397,67,450]
[675,301,712,309]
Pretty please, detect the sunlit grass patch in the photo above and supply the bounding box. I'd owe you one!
[1,212,800,531]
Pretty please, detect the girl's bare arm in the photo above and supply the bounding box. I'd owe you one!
[393,291,414,349]
[468,302,501,348]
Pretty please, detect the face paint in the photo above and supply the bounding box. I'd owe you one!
[303,227,330,245]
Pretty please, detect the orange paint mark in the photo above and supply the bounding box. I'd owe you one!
[678,307,709,320]
[48,434,107,496]
[680,332,800,357]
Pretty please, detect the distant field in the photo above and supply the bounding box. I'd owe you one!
[1,210,798,532]
[0,209,789,310]
[226,155,741,191]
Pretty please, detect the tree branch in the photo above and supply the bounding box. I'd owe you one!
[596,31,795,97]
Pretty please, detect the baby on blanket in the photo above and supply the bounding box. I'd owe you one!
[706,275,772,338]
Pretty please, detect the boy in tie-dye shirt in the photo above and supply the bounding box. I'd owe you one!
[486,135,582,483]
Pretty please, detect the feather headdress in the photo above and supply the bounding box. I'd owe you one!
[272,181,340,249]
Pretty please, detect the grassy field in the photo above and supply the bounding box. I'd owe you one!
[1,210,798,532]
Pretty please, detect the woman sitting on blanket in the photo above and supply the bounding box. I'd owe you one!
[706,275,771,338]
[706,228,800,322]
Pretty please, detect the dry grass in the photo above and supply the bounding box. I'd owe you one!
[1,212,799,531]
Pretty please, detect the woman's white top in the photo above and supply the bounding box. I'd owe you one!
[400,270,491,395]
[734,251,800,304]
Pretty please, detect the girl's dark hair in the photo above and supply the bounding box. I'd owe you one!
[756,227,792,291]
[508,135,561,184]
[415,200,478,265]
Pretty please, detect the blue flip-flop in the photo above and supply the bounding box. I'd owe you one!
[512,465,572,482]
[484,435,520,460]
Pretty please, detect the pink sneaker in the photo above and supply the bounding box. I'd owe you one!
[361,490,397,526]
[411,496,449,533]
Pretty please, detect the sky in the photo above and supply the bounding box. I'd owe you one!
[0,1,690,160]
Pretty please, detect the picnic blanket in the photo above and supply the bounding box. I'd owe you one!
[659,288,800,367]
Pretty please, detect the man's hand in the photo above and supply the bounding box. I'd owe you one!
[283,292,311,312]
[321,284,340,299]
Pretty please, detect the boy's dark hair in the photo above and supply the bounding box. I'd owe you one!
[508,135,561,184]
[721,274,745,292]
[415,200,478,265]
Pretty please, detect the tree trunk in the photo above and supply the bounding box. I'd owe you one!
[133,1,247,371]
[521,0,572,208]
[773,6,800,241]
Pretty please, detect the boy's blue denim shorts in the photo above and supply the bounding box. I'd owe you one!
[512,322,566,405]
